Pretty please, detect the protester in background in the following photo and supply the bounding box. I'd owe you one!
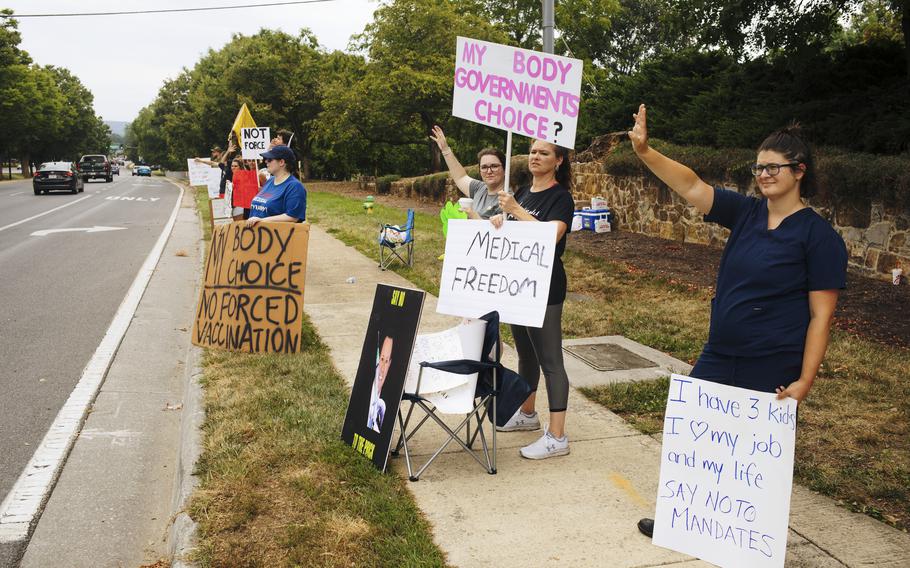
[230,158,261,220]
[246,145,306,226]
[628,104,847,537]
[429,125,506,219]
[270,129,294,149]
[194,141,238,197]
[490,139,575,460]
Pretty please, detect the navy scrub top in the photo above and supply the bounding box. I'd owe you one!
[704,186,847,357]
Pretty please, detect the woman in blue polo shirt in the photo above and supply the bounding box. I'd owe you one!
[246,144,306,226]
[628,105,847,537]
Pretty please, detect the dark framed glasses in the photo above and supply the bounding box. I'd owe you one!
[750,162,801,176]
[480,164,503,172]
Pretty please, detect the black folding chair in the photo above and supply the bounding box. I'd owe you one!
[392,312,528,481]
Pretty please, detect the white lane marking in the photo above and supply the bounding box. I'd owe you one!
[106,196,160,202]
[0,185,184,543]
[30,226,126,237]
[0,195,93,233]
[9,192,24,197]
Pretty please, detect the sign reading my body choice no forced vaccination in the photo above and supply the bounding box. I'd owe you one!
[192,221,309,353]
[437,219,556,327]
[452,36,583,148]
[653,375,798,568]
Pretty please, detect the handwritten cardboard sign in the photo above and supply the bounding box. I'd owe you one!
[437,219,556,327]
[452,37,583,148]
[241,126,270,160]
[653,375,797,568]
[192,221,309,353]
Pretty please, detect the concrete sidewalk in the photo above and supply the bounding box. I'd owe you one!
[303,224,910,568]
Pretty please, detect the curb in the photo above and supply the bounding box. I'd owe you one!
[166,178,204,567]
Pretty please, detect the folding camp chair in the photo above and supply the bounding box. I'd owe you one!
[392,311,528,481]
[378,208,415,270]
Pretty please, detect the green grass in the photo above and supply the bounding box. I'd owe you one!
[188,185,448,567]
[307,190,447,296]
[188,326,447,567]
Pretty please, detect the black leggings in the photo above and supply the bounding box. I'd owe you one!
[510,303,570,412]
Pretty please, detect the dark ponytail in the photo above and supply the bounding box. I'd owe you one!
[553,144,572,189]
[758,123,817,198]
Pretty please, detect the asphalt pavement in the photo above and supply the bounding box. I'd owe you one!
[0,174,182,565]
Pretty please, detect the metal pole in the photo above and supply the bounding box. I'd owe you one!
[503,130,512,195]
[542,0,555,54]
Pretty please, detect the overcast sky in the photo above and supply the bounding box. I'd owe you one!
[5,0,378,122]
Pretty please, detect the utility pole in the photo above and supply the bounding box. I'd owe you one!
[542,0,554,54]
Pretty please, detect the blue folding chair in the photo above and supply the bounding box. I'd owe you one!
[378,208,415,270]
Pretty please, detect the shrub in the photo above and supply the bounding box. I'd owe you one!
[376,174,400,194]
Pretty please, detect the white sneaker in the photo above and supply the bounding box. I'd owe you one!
[519,428,569,460]
[497,409,541,432]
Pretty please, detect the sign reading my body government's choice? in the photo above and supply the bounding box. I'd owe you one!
[437,219,556,327]
[452,37,583,148]
[192,221,309,354]
[653,375,798,568]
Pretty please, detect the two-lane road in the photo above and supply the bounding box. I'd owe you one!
[0,174,181,518]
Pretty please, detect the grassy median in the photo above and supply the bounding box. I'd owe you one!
[306,183,909,532]
[188,186,447,567]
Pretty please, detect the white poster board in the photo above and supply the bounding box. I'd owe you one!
[452,37,583,148]
[206,167,222,198]
[437,219,556,327]
[187,158,212,186]
[404,319,486,413]
[241,126,271,159]
[211,182,233,225]
[653,375,797,568]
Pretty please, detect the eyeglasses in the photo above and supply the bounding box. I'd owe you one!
[750,162,801,176]
[480,164,503,172]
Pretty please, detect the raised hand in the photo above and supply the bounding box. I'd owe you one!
[429,125,449,152]
[628,103,649,155]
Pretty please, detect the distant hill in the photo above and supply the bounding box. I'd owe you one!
[105,120,129,137]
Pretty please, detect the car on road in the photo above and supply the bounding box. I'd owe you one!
[78,154,113,183]
[33,161,84,195]
[133,165,152,177]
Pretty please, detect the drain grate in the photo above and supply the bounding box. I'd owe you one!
[563,343,658,372]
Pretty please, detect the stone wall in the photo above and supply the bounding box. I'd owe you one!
[572,161,910,280]
[385,159,909,281]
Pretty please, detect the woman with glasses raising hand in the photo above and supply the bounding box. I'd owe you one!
[429,125,507,219]
[628,104,847,538]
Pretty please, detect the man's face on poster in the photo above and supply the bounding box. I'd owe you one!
[377,336,394,393]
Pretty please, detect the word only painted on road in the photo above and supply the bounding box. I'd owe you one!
[652,375,797,568]
[452,37,583,148]
[192,221,310,354]
[241,126,271,160]
[106,196,161,202]
[436,219,555,327]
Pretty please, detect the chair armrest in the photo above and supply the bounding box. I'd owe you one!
[419,359,497,374]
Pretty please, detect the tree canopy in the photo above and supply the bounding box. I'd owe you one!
[128,0,907,177]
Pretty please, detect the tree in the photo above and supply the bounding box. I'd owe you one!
[350,0,507,173]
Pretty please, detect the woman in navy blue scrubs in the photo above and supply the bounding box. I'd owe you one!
[246,145,307,227]
[629,104,847,537]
